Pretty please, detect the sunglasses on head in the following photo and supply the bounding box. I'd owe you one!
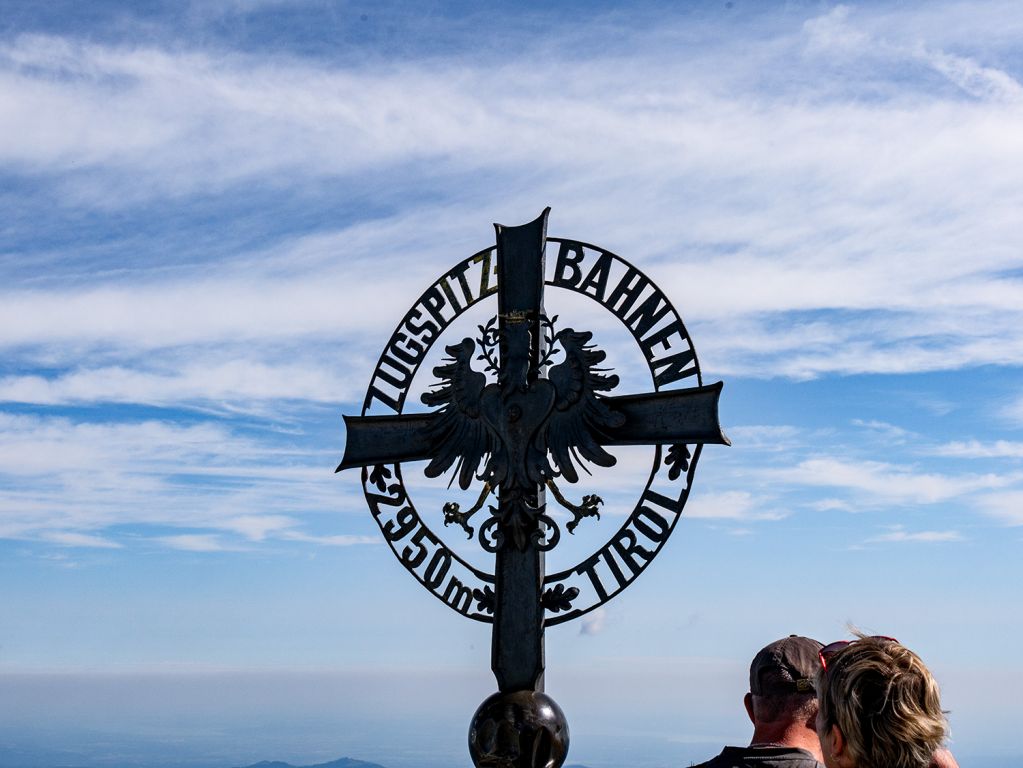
[819,636,898,671]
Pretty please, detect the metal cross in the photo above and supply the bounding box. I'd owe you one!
[337,209,728,767]
[338,209,727,694]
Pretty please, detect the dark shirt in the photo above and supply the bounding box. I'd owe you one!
[690,745,825,768]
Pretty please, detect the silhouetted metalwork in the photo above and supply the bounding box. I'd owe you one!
[336,208,729,768]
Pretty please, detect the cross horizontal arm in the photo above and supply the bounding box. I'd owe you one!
[336,412,434,472]
[336,381,728,473]
[601,381,730,447]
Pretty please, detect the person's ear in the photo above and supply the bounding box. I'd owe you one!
[828,724,848,764]
[743,692,755,724]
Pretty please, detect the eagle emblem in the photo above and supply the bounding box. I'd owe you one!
[420,316,625,550]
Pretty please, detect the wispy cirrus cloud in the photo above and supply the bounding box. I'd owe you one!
[683,490,784,521]
[0,412,359,548]
[0,359,364,407]
[157,533,231,552]
[769,457,1017,506]
[3,2,1023,558]
[930,440,1023,459]
[866,526,963,544]
[42,531,123,549]
[974,491,1023,526]
[0,3,1021,391]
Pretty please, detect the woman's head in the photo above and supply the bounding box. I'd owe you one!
[815,635,946,768]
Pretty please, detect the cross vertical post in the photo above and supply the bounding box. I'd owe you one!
[336,208,731,768]
[491,207,549,693]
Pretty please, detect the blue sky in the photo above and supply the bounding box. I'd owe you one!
[1,1,1022,766]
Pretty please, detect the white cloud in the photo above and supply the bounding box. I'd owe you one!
[931,440,1023,459]
[157,534,228,552]
[218,515,297,541]
[0,8,1021,387]
[0,412,359,547]
[803,5,868,55]
[772,458,1016,505]
[281,532,379,546]
[0,360,360,406]
[725,425,805,450]
[867,527,963,543]
[579,607,606,636]
[810,499,854,513]
[852,420,912,442]
[2,4,1023,556]
[921,46,1023,103]
[684,490,784,521]
[42,531,122,548]
[1002,397,1023,427]
[975,491,1023,525]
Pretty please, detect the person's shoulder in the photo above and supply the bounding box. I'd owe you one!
[750,747,824,768]
[684,746,824,768]
[685,746,729,768]
[755,746,824,766]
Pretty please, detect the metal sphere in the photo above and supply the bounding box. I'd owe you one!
[468,689,569,768]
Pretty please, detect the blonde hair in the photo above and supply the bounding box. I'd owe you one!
[816,636,946,768]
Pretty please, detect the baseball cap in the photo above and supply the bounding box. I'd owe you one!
[749,635,823,696]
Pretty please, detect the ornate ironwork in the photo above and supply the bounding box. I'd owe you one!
[336,209,729,768]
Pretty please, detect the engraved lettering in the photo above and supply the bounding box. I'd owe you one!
[605,267,649,317]
[578,251,613,301]
[401,525,430,568]
[449,261,475,305]
[364,384,400,412]
[382,506,418,541]
[375,354,413,391]
[643,489,686,515]
[474,250,497,298]
[602,544,628,591]
[389,332,424,367]
[552,241,585,288]
[365,479,407,511]
[652,351,698,386]
[575,551,610,602]
[442,575,474,613]
[424,548,452,590]
[405,308,439,347]
[421,285,449,329]
[440,277,463,313]
[625,291,672,338]
[639,320,684,358]
[633,507,670,543]
[610,529,653,574]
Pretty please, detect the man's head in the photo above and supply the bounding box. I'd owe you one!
[742,636,824,758]
[746,635,823,727]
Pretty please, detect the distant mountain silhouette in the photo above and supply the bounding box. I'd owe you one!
[237,759,386,768]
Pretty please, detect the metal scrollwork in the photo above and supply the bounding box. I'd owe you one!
[542,584,580,614]
[479,514,505,554]
[531,513,560,552]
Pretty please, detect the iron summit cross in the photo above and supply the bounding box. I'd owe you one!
[337,209,728,766]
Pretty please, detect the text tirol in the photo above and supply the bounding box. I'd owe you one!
[570,488,681,604]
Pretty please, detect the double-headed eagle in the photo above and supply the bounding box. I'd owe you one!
[420,322,624,542]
